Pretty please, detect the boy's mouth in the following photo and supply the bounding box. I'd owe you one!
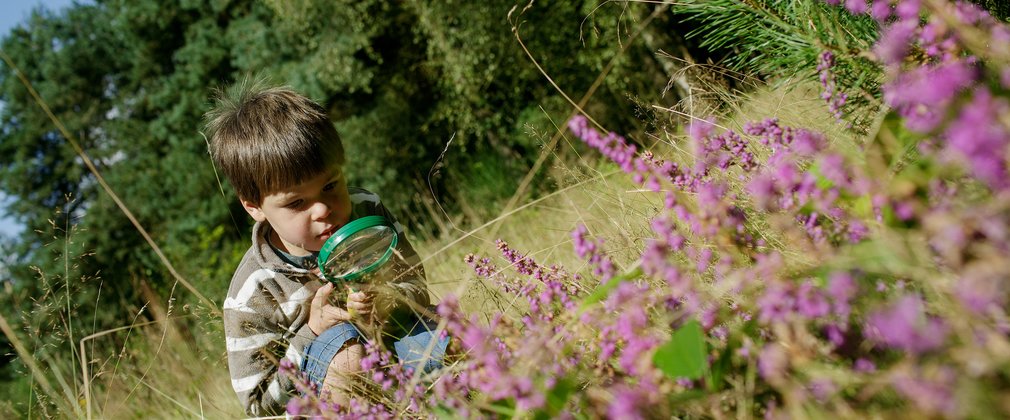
[318,225,339,240]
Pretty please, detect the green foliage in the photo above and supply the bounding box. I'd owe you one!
[535,377,575,420]
[970,0,1010,21]
[0,0,705,411]
[674,0,882,127]
[578,267,643,312]
[653,319,707,380]
[0,0,696,304]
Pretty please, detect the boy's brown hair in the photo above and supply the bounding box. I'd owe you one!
[204,79,345,205]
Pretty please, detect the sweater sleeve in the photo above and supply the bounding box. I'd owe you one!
[223,267,316,416]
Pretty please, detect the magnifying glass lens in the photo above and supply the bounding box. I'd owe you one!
[319,221,397,282]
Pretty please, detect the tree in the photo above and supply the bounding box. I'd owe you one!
[0,0,700,366]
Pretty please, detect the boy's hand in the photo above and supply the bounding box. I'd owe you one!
[346,288,375,321]
[308,282,354,335]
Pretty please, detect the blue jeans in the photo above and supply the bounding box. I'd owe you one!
[299,316,449,392]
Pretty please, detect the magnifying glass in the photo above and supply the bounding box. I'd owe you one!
[317,215,399,318]
[317,215,399,286]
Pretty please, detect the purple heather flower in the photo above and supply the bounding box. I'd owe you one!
[955,271,1005,314]
[817,51,849,122]
[697,181,728,207]
[645,175,662,192]
[808,378,838,402]
[978,214,1008,242]
[664,265,689,295]
[883,61,977,133]
[865,295,949,354]
[758,343,789,381]
[870,0,891,21]
[893,200,915,221]
[847,220,868,243]
[568,115,637,174]
[286,398,304,417]
[747,175,777,210]
[825,323,846,347]
[892,367,958,416]
[572,224,616,282]
[914,62,979,106]
[676,377,695,389]
[664,191,677,209]
[608,385,647,420]
[697,304,719,330]
[689,117,717,141]
[876,280,888,292]
[817,155,847,188]
[279,357,294,371]
[695,247,713,274]
[796,280,831,318]
[827,271,857,317]
[710,325,728,341]
[771,159,799,198]
[927,219,966,263]
[791,129,826,156]
[995,25,1010,54]
[894,0,920,19]
[844,0,867,14]
[854,358,877,373]
[758,282,795,324]
[874,19,917,65]
[736,338,753,358]
[944,88,1010,191]
[640,240,667,278]
[651,215,685,251]
[919,21,959,59]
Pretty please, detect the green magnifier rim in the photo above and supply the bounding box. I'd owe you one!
[317,215,398,284]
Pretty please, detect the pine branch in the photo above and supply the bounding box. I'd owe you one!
[673,0,883,128]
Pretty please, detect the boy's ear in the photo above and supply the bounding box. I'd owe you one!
[241,199,268,223]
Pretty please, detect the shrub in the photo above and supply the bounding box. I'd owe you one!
[285,1,1010,417]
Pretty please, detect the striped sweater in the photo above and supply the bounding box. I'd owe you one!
[223,187,430,416]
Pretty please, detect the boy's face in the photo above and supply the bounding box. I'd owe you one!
[241,167,352,257]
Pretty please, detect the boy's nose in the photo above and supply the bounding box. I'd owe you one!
[311,201,331,220]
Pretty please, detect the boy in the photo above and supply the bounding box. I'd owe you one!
[205,81,447,416]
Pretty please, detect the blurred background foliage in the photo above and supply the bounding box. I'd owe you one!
[0,0,1007,413]
[0,0,705,403]
[0,0,675,311]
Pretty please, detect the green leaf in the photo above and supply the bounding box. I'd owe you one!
[853,194,873,219]
[546,378,574,413]
[653,319,707,380]
[666,389,708,404]
[577,267,643,313]
[485,398,517,417]
[810,161,836,190]
[705,338,735,391]
[533,378,574,420]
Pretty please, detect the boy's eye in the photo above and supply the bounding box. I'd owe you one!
[323,181,337,191]
[284,199,304,209]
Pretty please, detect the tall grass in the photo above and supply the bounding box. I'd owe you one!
[0,205,240,418]
[6,1,1010,418]
[280,2,1010,416]
[0,42,850,420]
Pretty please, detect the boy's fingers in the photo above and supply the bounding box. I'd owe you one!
[346,300,373,311]
[322,305,351,321]
[347,291,373,302]
[312,283,334,308]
